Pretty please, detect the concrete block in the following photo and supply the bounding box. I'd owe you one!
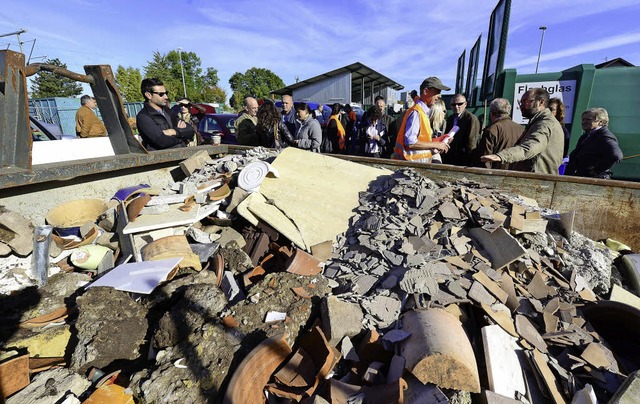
[180,150,213,176]
[321,295,364,346]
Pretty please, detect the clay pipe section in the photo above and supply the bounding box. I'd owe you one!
[223,333,292,404]
[400,308,480,393]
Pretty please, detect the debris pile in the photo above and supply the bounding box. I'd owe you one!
[1,148,639,403]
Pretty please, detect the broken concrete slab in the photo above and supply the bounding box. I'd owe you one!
[321,295,364,346]
[481,325,526,399]
[469,227,527,270]
[256,147,391,250]
[71,287,148,373]
[360,295,401,329]
[399,268,439,296]
[0,207,34,256]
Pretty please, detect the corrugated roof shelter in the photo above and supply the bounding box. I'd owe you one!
[271,62,404,106]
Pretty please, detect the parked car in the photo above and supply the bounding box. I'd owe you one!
[198,113,238,144]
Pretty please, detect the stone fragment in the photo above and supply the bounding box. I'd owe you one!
[321,295,364,346]
[468,281,496,305]
[361,295,401,329]
[363,361,385,383]
[382,329,411,343]
[352,274,378,295]
[386,355,406,384]
[469,227,526,270]
[221,271,245,305]
[0,208,34,256]
[339,336,360,362]
[217,227,246,248]
[439,201,461,220]
[515,315,547,353]
[481,325,526,399]
[71,287,148,374]
[400,268,439,296]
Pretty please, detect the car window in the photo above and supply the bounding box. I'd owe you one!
[226,119,236,133]
[204,116,222,133]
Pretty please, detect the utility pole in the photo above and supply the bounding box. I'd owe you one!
[535,26,547,74]
[0,29,27,53]
[177,47,187,98]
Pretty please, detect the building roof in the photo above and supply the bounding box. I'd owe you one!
[595,57,635,69]
[271,62,404,96]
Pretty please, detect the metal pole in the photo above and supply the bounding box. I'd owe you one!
[535,26,547,74]
[177,47,187,97]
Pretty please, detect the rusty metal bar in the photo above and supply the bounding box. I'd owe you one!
[22,63,95,84]
[0,50,31,170]
[84,65,146,154]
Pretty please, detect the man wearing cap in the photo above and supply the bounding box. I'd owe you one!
[481,88,564,174]
[75,95,107,137]
[443,94,480,166]
[392,77,450,162]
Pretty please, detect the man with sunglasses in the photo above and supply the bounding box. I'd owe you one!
[481,88,563,174]
[136,78,193,150]
[442,94,480,166]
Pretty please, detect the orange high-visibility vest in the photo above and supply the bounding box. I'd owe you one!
[328,115,346,151]
[392,103,433,162]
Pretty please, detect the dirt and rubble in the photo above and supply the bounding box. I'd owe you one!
[1,148,640,403]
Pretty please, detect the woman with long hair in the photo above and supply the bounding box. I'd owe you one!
[429,99,448,163]
[326,103,346,153]
[255,100,294,148]
[548,98,571,157]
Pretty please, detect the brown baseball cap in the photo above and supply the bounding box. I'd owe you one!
[422,76,451,91]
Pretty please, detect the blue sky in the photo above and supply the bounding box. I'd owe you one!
[3,0,639,102]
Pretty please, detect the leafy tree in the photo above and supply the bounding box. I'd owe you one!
[30,58,82,98]
[115,65,143,102]
[142,50,225,104]
[228,67,285,109]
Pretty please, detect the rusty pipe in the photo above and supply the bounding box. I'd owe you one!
[23,63,95,84]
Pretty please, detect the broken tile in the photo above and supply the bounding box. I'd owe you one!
[469,227,526,270]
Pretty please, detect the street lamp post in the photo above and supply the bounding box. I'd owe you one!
[177,47,187,98]
[535,26,547,74]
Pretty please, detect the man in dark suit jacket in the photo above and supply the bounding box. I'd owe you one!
[443,94,480,166]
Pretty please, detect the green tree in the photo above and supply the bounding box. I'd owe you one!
[228,67,285,109]
[115,65,143,102]
[30,58,83,98]
[142,50,225,104]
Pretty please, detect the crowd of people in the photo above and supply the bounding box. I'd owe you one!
[111,76,624,180]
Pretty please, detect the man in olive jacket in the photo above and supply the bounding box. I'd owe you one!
[481,88,564,175]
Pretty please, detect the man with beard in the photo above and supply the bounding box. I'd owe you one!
[136,78,193,150]
[392,77,450,162]
[481,88,563,174]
